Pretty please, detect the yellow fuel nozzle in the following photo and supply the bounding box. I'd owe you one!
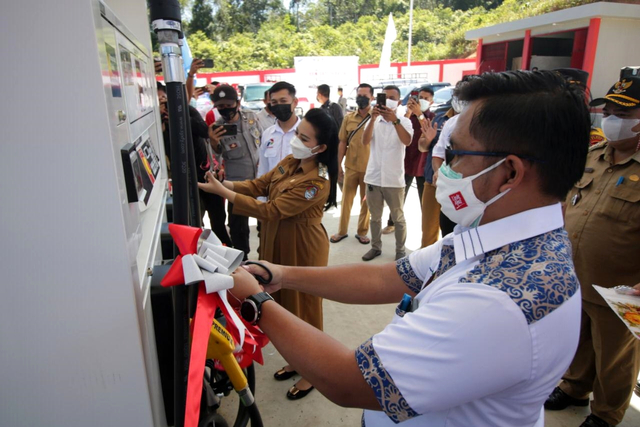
[206,319,248,392]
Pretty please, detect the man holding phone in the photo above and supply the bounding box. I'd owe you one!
[208,84,261,259]
[361,85,413,261]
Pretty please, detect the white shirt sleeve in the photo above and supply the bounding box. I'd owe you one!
[355,283,531,423]
[432,115,459,159]
[257,129,272,178]
[396,241,444,293]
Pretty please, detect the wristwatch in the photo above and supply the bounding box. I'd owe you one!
[392,119,401,126]
[418,114,425,121]
[240,292,274,325]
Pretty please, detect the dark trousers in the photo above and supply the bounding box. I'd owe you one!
[199,190,232,246]
[228,202,250,260]
[388,175,425,227]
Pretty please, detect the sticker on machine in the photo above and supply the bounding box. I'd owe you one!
[304,186,318,200]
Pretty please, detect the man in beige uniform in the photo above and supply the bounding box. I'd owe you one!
[545,76,640,427]
[330,83,374,245]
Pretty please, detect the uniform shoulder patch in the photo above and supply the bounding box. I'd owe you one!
[589,140,607,152]
[304,186,318,200]
[318,162,329,180]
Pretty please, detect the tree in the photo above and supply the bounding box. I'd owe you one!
[190,0,215,38]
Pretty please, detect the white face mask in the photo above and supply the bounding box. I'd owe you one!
[601,115,640,142]
[290,136,318,159]
[435,159,510,228]
[419,99,432,111]
[386,99,399,110]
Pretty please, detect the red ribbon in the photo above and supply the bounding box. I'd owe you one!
[161,224,268,427]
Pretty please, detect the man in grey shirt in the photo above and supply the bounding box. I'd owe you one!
[208,84,261,259]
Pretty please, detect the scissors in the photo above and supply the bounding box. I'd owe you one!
[242,261,273,285]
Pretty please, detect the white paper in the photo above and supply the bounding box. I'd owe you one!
[594,285,640,340]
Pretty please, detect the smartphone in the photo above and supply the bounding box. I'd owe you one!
[213,124,238,136]
[410,90,419,101]
[376,93,386,108]
[202,58,214,68]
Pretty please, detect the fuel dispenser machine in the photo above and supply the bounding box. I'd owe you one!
[1,1,169,426]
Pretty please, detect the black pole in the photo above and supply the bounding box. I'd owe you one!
[150,2,189,426]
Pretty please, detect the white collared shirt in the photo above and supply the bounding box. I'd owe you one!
[257,118,300,178]
[364,112,414,188]
[432,114,459,160]
[358,204,582,427]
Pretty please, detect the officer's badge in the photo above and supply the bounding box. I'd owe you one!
[304,186,318,200]
[251,128,260,139]
[613,79,632,94]
[318,163,329,180]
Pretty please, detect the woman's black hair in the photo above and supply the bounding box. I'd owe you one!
[303,108,339,210]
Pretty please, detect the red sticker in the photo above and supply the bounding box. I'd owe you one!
[449,192,468,210]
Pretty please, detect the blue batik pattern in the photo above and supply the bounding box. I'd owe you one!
[396,245,457,293]
[395,257,422,293]
[356,337,419,424]
[460,228,578,324]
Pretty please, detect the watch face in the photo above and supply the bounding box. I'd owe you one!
[241,300,258,324]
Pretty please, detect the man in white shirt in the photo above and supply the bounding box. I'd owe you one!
[361,85,414,261]
[231,70,591,427]
[255,89,277,133]
[257,81,300,178]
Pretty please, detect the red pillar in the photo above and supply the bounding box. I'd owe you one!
[475,38,483,74]
[521,30,532,70]
[583,18,601,90]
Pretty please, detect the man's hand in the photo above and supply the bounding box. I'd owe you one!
[230,267,263,301]
[370,105,381,120]
[407,97,422,118]
[338,166,344,185]
[432,168,439,185]
[193,87,204,99]
[208,124,227,149]
[378,105,397,122]
[241,261,283,295]
[189,59,204,76]
[198,171,226,194]
[420,118,438,143]
[216,168,226,182]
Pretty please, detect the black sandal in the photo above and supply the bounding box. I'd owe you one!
[330,234,348,243]
[286,384,315,400]
[274,367,298,381]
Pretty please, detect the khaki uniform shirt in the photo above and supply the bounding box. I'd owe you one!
[565,143,640,305]
[232,155,330,267]
[215,111,261,182]
[339,108,372,173]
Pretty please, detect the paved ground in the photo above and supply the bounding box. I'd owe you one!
[206,183,640,426]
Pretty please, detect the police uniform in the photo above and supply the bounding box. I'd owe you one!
[231,155,330,329]
[558,77,640,426]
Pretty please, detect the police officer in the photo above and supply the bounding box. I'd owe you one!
[208,84,261,259]
[545,75,640,427]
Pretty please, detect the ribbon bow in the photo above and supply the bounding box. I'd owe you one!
[161,224,268,427]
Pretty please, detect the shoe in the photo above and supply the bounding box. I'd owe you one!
[355,234,370,244]
[286,384,315,400]
[395,252,406,260]
[579,414,613,427]
[362,249,382,261]
[382,225,395,234]
[544,386,589,410]
[330,233,348,243]
[273,367,297,381]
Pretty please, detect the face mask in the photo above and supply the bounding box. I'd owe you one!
[419,99,432,111]
[601,116,640,142]
[356,96,370,109]
[435,158,510,228]
[386,99,399,110]
[189,98,198,108]
[218,106,237,121]
[271,104,293,122]
[290,136,318,159]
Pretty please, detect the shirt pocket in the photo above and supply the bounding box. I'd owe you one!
[222,138,244,160]
[602,182,640,222]
[568,176,593,206]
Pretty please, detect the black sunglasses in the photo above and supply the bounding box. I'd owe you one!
[444,149,542,165]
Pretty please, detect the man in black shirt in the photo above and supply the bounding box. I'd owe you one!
[317,84,344,129]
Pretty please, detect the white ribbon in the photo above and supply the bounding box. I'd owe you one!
[181,230,247,349]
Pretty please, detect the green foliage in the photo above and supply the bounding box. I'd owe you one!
[180,0,597,72]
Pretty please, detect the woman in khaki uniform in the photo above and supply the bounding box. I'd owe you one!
[198,108,339,400]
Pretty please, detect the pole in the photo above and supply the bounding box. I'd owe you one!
[150,1,192,426]
[408,0,414,68]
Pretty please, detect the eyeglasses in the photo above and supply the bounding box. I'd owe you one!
[444,149,542,166]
